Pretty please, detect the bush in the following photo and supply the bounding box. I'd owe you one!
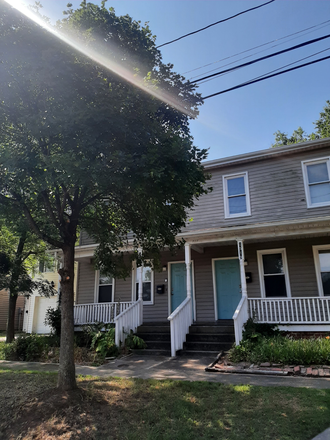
[242,317,281,342]
[44,307,61,337]
[82,322,119,358]
[3,334,54,362]
[124,330,147,350]
[229,334,330,365]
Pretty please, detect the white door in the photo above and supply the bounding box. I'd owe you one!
[32,296,58,334]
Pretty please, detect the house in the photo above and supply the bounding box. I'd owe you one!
[0,290,25,332]
[33,138,330,355]
[23,254,78,334]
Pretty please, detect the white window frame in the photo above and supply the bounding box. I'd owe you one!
[257,248,291,298]
[302,156,330,208]
[94,270,115,303]
[312,244,330,297]
[131,261,154,305]
[223,172,251,219]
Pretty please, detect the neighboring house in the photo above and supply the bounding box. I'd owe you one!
[0,290,25,332]
[28,137,330,355]
[23,254,78,334]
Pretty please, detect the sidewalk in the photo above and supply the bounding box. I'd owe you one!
[1,354,330,389]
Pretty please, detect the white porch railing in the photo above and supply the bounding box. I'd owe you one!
[168,297,193,357]
[248,297,330,324]
[233,296,249,345]
[74,302,133,325]
[114,299,143,347]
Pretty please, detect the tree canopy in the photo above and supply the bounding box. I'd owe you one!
[272,100,330,147]
[0,1,209,389]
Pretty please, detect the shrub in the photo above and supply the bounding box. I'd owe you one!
[3,335,52,361]
[82,322,119,358]
[229,334,330,365]
[242,317,281,342]
[124,330,147,350]
[44,307,61,337]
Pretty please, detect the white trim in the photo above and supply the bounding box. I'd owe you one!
[168,260,196,320]
[278,324,330,332]
[301,156,330,208]
[131,261,154,305]
[257,248,291,298]
[313,244,330,297]
[94,270,115,303]
[212,257,239,321]
[223,172,251,219]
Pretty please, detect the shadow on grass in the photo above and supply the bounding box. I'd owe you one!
[1,374,330,440]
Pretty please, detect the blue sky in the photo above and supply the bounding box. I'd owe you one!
[20,0,330,160]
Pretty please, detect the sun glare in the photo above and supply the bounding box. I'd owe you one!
[4,0,192,116]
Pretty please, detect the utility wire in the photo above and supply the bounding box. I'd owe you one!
[189,21,330,80]
[202,55,330,100]
[191,33,330,84]
[197,47,330,86]
[156,0,275,49]
[184,19,330,76]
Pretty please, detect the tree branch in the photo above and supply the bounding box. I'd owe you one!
[41,190,61,229]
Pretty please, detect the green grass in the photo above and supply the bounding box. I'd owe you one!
[229,335,330,365]
[0,371,329,439]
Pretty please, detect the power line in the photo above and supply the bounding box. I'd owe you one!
[202,55,330,100]
[197,46,330,86]
[188,21,330,80]
[191,33,330,84]
[156,0,275,49]
[184,19,330,76]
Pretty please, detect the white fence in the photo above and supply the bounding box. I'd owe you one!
[233,295,249,345]
[168,297,193,357]
[248,297,330,324]
[74,302,133,326]
[114,299,143,347]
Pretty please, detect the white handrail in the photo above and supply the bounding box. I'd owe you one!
[74,302,133,325]
[233,295,249,345]
[248,297,330,324]
[114,299,143,347]
[168,297,193,357]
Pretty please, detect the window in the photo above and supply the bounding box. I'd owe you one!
[95,271,114,303]
[223,172,251,218]
[302,157,330,208]
[257,249,291,298]
[133,264,154,304]
[313,245,330,297]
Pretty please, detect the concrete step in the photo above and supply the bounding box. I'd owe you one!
[136,323,170,334]
[137,333,171,342]
[186,333,235,343]
[189,325,234,334]
[183,341,233,352]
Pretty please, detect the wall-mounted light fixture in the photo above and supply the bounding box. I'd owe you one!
[162,265,167,272]
[244,259,248,266]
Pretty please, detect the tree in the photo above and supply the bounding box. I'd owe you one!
[272,100,330,146]
[0,2,209,390]
[0,215,55,343]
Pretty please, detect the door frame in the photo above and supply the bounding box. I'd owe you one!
[168,260,196,320]
[212,257,240,321]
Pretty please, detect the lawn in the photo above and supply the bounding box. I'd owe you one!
[0,370,329,439]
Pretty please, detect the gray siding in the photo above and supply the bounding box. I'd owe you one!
[76,261,95,304]
[185,146,330,232]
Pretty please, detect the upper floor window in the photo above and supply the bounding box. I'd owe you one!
[223,172,251,218]
[302,157,330,208]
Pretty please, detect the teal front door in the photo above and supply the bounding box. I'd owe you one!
[214,259,241,319]
[170,263,194,317]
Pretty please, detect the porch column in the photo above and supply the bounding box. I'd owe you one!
[185,243,192,299]
[236,239,247,297]
[138,259,143,324]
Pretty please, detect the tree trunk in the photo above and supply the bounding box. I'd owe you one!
[57,242,77,390]
[6,292,18,343]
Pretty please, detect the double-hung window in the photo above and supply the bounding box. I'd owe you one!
[302,157,330,208]
[313,245,330,297]
[95,271,114,303]
[223,172,251,218]
[257,249,291,298]
[133,264,154,305]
